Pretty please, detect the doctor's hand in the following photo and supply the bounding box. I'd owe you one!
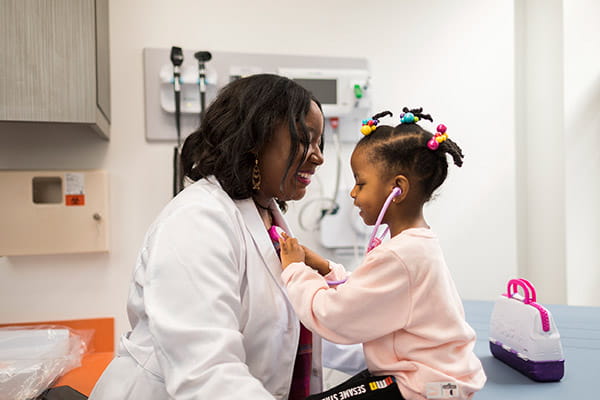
[279,232,305,269]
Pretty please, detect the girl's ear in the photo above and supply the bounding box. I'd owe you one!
[392,175,409,203]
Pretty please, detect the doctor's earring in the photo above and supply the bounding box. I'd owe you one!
[252,158,261,190]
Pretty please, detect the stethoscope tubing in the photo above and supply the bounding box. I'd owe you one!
[326,187,402,286]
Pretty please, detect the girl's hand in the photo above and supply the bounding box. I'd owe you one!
[279,232,305,269]
[302,245,331,276]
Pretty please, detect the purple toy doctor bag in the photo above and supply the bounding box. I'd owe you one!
[488,278,564,382]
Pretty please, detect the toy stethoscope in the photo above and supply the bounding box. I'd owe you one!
[271,186,402,286]
[365,186,402,253]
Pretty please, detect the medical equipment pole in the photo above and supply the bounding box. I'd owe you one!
[194,51,212,123]
[170,46,184,197]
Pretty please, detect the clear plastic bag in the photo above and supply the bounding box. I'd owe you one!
[0,325,92,400]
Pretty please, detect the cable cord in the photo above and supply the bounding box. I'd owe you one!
[170,47,184,197]
[172,79,183,197]
[297,127,342,232]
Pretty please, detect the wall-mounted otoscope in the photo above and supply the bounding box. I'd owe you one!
[170,46,184,197]
[194,51,212,122]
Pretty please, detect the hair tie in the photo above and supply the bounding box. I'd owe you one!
[360,118,379,135]
[399,112,420,124]
[427,124,448,150]
[399,107,433,125]
[359,111,393,136]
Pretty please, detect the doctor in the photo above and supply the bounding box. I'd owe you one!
[90,74,349,399]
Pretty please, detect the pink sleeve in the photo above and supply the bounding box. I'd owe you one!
[281,250,411,344]
[324,261,348,282]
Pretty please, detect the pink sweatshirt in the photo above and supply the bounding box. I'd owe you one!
[281,228,486,400]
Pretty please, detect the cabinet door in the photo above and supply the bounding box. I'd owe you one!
[0,170,110,256]
[0,0,96,123]
[95,0,111,124]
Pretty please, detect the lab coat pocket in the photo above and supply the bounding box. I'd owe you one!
[122,363,169,400]
[89,354,166,400]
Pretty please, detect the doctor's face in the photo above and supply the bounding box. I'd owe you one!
[257,100,324,202]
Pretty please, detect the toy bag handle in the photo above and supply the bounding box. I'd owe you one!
[506,278,534,304]
[518,278,537,302]
[505,278,550,332]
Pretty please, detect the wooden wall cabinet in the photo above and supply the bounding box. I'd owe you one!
[0,0,110,139]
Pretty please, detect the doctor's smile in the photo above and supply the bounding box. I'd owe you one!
[296,171,314,185]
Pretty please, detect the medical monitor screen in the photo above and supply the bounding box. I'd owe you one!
[294,78,337,105]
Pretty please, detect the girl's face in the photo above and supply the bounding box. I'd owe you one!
[350,146,394,225]
[257,100,324,202]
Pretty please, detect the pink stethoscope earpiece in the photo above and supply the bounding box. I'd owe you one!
[366,187,402,253]
[268,225,286,242]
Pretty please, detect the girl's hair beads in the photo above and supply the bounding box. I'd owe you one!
[356,106,464,202]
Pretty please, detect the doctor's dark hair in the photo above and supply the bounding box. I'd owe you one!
[357,109,464,201]
[181,74,323,207]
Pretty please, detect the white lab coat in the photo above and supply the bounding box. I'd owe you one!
[89,177,324,399]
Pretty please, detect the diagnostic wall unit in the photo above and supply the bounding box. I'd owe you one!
[143,48,371,143]
[0,170,109,256]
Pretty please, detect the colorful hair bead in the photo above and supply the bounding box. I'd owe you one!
[360,118,379,135]
[399,112,420,124]
[427,123,448,150]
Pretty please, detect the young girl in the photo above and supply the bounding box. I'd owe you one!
[279,108,486,400]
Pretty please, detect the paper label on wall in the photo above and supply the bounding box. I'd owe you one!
[65,173,85,206]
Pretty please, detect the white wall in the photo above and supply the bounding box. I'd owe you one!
[513,0,600,306]
[563,0,600,306]
[516,0,567,303]
[291,1,518,301]
[0,0,597,345]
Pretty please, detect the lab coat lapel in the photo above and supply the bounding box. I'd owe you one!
[271,203,294,237]
[235,198,285,288]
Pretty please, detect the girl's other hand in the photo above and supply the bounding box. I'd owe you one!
[279,232,305,269]
[302,245,331,276]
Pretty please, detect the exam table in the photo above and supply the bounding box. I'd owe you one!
[464,300,600,399]
[324,300,600,398]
